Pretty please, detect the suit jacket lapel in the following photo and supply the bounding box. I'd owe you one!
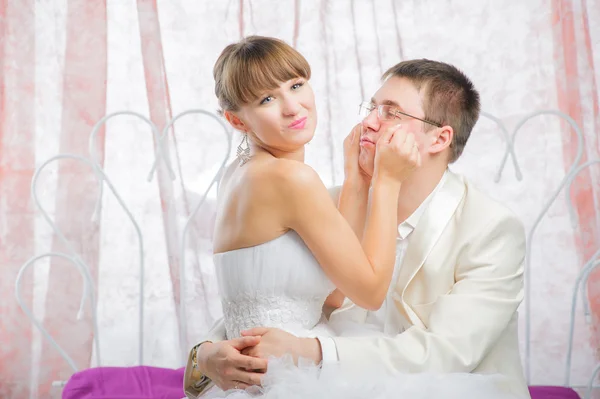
[392,172,466,327]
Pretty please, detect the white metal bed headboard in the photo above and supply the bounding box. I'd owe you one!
[15,109,232,387]
[492,109,598,396]
[495,110,585,385]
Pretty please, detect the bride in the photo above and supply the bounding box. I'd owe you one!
[210,35,417,339]
[191,36,520,399]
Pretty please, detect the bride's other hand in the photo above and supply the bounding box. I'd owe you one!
[373,124,420,185]
[198,336,268,390]
[324,289,345,309]
[241,327,322,365]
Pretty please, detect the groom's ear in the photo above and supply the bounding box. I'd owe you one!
[428,125,453,156]
[224,111,248,133]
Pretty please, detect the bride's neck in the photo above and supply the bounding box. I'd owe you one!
[251,144,305,162]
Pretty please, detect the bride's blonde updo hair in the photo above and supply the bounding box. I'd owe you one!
[213,36,311,113]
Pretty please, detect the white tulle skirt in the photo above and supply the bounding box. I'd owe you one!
[202,354,526,399]
[199,318,527,399]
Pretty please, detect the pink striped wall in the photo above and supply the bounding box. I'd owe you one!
[37,1,107,396]
[0,1,35,397]
[551,0,600,350]
[136,0,186,352]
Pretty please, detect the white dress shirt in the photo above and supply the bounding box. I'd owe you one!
[316,171,448,366]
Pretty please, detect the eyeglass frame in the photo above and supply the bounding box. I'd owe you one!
[358,101,443,128]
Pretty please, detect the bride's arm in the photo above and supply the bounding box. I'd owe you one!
[278,127,416,310]
[337,172,370,238]
[323,185,344,311]
[275,126,416,310]
[322,124,375,310]
[323,184,368,310]
[284,168,399,310]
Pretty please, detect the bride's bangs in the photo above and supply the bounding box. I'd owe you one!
[220,38,311,109]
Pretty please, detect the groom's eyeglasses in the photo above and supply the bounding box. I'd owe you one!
[358,102,442,128]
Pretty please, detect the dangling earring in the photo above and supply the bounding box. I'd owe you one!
[237,133,251,166]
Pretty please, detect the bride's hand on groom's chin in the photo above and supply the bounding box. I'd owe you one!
[343,124,372,188]
[241,328,322,365]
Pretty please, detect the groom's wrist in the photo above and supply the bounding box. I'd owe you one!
[300,337,323,365]
[196,341,214,375]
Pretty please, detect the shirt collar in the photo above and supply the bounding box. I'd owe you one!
[397,170,448,240]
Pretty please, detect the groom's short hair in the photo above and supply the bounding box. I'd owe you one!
[382,59,480,163]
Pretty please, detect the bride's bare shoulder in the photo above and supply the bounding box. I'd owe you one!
[247,158,323,193]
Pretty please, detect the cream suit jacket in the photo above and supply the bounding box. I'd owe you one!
[183,172,529,398]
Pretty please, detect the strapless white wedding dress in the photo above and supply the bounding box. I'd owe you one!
[205,231,525,399]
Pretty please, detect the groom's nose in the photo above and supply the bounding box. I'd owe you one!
[361,108,380,134]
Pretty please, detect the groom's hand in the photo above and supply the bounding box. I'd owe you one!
[241,328,322,365]
[198,336,268,390]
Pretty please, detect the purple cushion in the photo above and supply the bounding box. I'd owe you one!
[62,366,186,399]
[529,386,580,399]
[64,371,584,399]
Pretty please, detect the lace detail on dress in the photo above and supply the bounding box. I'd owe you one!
[214,230,335,339]
[223,294,328,339]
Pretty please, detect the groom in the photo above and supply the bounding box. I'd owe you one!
[184,59,528,397]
